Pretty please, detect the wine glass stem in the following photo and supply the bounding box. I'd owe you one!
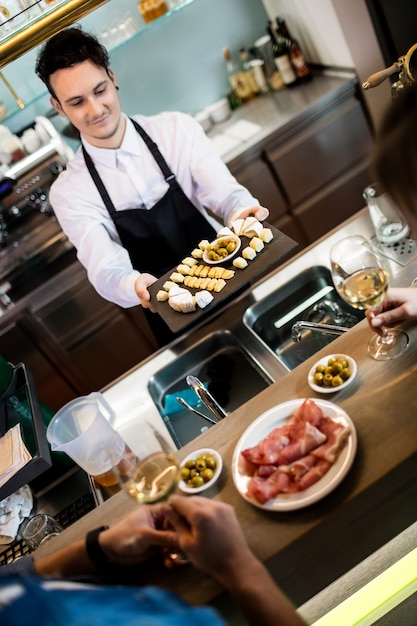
[380,326,394,345]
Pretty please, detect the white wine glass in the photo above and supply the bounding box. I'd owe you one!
[110,422,187,564]
[329,235,409,360]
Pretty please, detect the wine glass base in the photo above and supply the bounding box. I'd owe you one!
[368,329,409,360]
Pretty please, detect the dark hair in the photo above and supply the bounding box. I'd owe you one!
[373,83,417,220]
[35,26,110,98]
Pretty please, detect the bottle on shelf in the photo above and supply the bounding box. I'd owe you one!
[275,16,312,83]
[266,20,297,88]
[239,48,260,96]
[252,36,284,92]
[247,47,269,94]
[222,47,254,104]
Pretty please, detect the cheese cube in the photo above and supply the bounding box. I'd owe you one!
[242,246,256,260]
[260,228,273,243]
[233,256,248,269]
[249,237,264,252]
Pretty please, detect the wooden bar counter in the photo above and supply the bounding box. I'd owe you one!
[36,312,417,617]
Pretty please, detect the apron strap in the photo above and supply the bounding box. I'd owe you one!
[130,118,176,184]
[82,118,179,215]
[82,144,117,215]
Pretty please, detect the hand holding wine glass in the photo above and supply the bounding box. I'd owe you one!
[110,422,188,565]
[330,235,409,360]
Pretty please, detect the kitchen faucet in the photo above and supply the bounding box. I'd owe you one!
[291,321,350,343]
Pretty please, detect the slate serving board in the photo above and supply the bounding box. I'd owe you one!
[148,224,298,334]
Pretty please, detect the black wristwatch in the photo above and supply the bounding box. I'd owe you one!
[85,525,113,574]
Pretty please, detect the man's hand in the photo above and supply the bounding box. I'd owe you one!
[233,206,269,223]
[163,495,253,580]
[34,504,179,578]
[164,496,307,626]
[135,273,158,310]
[99,504,178,566]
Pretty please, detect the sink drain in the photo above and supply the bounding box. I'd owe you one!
[371,235,417,267]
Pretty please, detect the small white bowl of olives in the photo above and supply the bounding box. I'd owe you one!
[308,354,357,394]
[179,448,223,494]
[202,235,241,265]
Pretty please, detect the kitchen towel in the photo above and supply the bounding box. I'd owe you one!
[0,484,33,544]
[164,388,206,416]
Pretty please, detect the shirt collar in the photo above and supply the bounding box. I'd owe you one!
[81,115,142,168]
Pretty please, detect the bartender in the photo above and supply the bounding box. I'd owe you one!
[35,27,269,345]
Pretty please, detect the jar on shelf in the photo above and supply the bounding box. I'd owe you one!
[137,0,168,24]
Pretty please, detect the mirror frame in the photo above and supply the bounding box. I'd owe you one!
[0,0,109,68]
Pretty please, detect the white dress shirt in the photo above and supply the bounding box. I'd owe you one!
[49,112,259,308]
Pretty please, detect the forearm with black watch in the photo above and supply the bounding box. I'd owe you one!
[85,525,115,575]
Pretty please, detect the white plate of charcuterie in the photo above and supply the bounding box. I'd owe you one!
[232,398,357,511]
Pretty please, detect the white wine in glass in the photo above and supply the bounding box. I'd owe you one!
[123,449,179,504]
[330,235,409,360]
[111,423,179,503]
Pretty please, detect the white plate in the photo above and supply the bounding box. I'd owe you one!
[202,235,241,265]
[232,398,357,511]
[308,354,357,394]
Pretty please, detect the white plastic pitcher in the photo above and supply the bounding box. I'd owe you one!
[46,392,126,478]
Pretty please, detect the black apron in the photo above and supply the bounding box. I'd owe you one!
[82,118,217,346]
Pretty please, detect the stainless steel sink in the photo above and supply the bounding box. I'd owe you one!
[243,265,364,371]
[148,330,273,447]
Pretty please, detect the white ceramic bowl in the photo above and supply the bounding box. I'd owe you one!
[179,448,222,494]
[194,110,213,133]
[202,235,241,265]
[308,354,357,394]
[205,98,231,124]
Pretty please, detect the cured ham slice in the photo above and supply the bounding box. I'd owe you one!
[247,469,293,504]
[297,458,332,490]
[241,420,326,466]
[241,399,350,505]
[312,416,350,463]
[290,398,324,427]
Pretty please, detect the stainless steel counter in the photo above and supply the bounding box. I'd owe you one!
[206,70,359,164]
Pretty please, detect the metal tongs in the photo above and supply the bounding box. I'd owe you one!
[175,375,228,425]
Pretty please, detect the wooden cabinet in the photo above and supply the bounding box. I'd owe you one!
[264,99,371,206]
[228,83,372,254]
[0,276,157,411]
[232,158,288,220]
[292,162,372,242]
[0,316,78,411]
[30,277,157,398]
[231,148,309,256]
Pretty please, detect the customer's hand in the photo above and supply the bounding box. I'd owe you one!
[164,495,254,581]
[99,504,178,566]
[135,273,158,310]
[34,503,179,578]
[164,496,307,626]
[366,287,417,335]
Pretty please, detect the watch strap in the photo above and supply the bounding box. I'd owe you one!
[85,525,113,574]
